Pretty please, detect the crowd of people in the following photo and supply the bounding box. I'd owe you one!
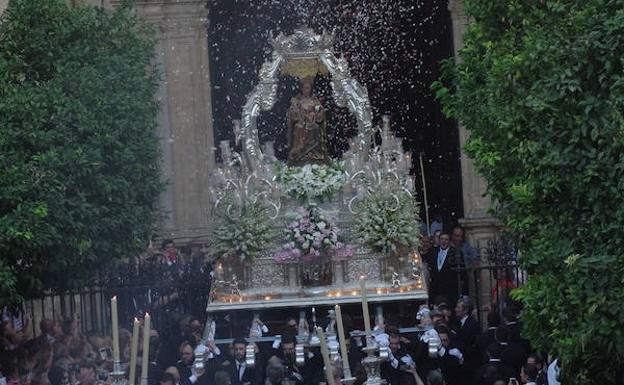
[1,294,561,385]
[0,227,542,385]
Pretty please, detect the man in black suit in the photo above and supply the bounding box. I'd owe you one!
[496,326,528,379]
[452,296,481,385]
[474,343,514,385]
[176,341,211,385]
[425,233,468,306]
[476,311,501,364]
[226,338,263,385]
[421,326,463,385]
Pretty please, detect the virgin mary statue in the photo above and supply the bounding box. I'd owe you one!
[287,77,329,165]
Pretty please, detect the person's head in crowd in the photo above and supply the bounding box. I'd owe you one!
[162,239,175,253]
[0,321,20,348]
[61,319,76,338]
[265,363,285,385]
[189,318,203,335]
[160,373,178,385]
[434,326,451,349]
[285,317,298,332]
[40,319,54,338]
[455,296,473,320]
[433,296,449,308]
[180,246,192,259]
[179,341,195,366]
[388,331,400,355]
[520,363,538,384]
[486,310,501,329]
[502,307,518,324]
[486,342,503,360]
[433,230,442,247]
[425,369,445,385]
[281,332,297,361]
[439,233,450,250]
[48,366,68,385]
[526,353,543,371]
[494,325,510,345]
[214,371,232,385]
[419,235,432,254]
[52,321,63,338]
[164,367,180,384]
[430,310,445,327]
[77,359,96,385]
[232,338,247,362]
[450,226,465,248]
[436,304,452,325]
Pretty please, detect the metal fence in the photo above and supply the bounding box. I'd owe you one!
[13,280,211,338]
[11,237,524,337]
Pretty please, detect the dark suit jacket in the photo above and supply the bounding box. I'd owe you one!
[227,359,264,385]
[425,247,467,304]
[475,328,497,365]
[473,360,514,385]
[176,362,211,385]
[500,342,528,379]
[423,350,462,385]
[453,315,481,367]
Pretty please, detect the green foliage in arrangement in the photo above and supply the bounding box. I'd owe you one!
[433,1,624,382]
[0,0,161,306]
[212,201,275,263]
[354,192,420,256]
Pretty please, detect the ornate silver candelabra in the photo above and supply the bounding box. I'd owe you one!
[361,338,388,385]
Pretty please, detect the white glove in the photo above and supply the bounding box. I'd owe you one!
[272,336,282,349]
[448,348,463,363]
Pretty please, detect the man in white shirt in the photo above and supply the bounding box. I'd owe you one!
[425,233,467,305]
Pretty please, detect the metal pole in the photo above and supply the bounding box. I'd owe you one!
[418,153,431,236]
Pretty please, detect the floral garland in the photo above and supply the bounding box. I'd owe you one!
[354,192,421,255]
[275,160,347,202]
[212,200,275,263]
[274,205,354,263]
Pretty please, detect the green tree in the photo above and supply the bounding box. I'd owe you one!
[434,1,624,383]
[0,0,161,306]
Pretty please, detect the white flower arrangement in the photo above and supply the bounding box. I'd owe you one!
[354,192,421,255]
[212,201,275,263]
[276,160,347,202]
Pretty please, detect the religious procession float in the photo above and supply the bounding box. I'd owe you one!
[206,26,427,317]
[104,27,434,385]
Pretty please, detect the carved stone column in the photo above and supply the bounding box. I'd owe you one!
[109,0,216,243]
[448,0,501,251]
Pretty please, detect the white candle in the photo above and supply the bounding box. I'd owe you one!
[317,327,337,385]
[141,313,151,383]
[360,279,371,338]
[334,305,351,376]
[111,296,120,363]
[129,318,140,385]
